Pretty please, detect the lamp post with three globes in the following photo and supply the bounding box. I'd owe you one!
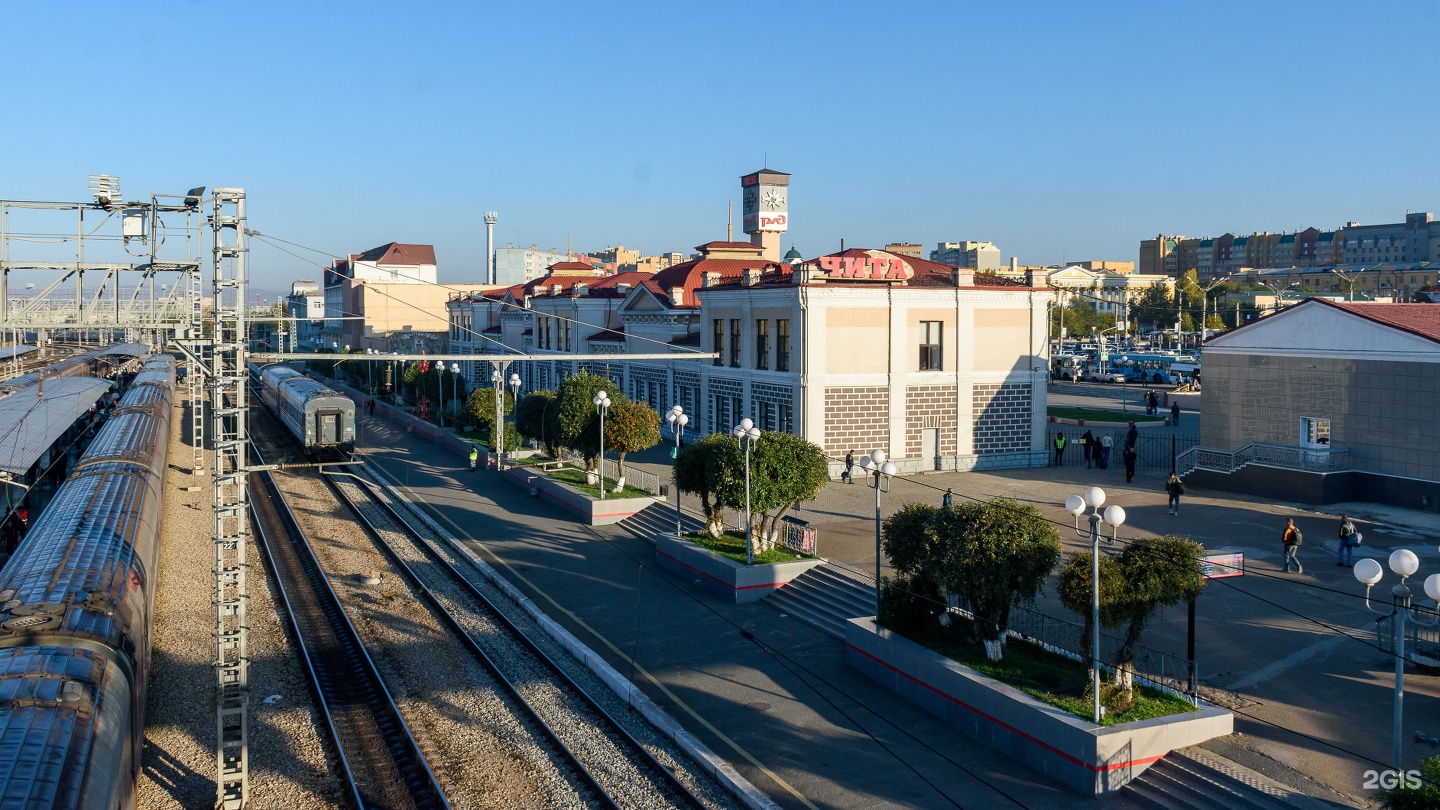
[666,406,689,536]
[592,391,611,499]
[858,449,898,606]
[1064,486,1127,724]
[732,418,761,564]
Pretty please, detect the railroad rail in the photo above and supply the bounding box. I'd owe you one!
[248,445,451,810]
[324,467,712,810]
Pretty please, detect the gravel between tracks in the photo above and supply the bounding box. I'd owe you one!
[266,456,586,809]
[138,397,343,810]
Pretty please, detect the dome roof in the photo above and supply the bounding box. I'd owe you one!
[783,246,804,263]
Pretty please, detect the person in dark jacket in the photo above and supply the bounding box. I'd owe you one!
[1053,432,1067,466]
[1123,444,1137,483]
[843,450,855,484]
[1165,473,1184,514]
[1081,429,1094,469]
[1337,516,1358,568]
[1171,401,1181,426]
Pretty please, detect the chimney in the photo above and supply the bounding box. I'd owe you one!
[575,283,590,296]
[616,283,631,295]
[703,271,722,288]
[550,283,563,296]
[742,267,762,286]
[1010,256,1019,272]
[669,287,685,306]
[1024,267,1043,287]
[953,268,975,287]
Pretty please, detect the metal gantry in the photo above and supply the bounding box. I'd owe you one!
[210,189,251,809]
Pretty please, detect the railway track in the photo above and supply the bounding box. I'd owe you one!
[323,466,714,810]
[249,446,451,810]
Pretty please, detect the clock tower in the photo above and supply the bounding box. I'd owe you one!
[740,169,789,262]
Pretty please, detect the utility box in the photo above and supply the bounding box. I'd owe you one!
[122,209,147,240]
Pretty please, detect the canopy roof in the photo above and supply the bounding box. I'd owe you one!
[90,343,149,357]
[0,346,36,361]
[0,378,112,476]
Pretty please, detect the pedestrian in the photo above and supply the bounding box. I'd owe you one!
[1282,518,1304,574]
[1098,433,1113,470]
[1081,429,1094,469]
[1164,472,1183,514]
[16,507,28,539]
[1148,391,1159,415]
[468,445,479,471]
[1053,432,1067,466]
[942,488,954,509]
[368,398,376,416]
[1123,444,1137,483]
[1171,401,1181,426]
[1337,515,1358,568]
[1126,424,1138,451]
[843,450,855,484]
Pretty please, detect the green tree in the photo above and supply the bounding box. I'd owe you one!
[602,398,661,480]
[1051,297,1109,340]
[551,371,622,468]
[674,433,736,538]
[1131,282,1176,330]
[879,503,947,631]
[1382,755,1440,809]
[711,431,829,556]
[1057,550,1131,704]
[464,387,514,432]
[928,500,1062,661]
[515,390,558,456]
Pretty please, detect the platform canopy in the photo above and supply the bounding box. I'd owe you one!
[0,346,36,361]
[0,378,112,477]
[91,343,149,358]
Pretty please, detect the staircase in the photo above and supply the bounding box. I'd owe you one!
[616,501,705,542]
[767,564,877,639]
[1176,442,1352,479]
[1124,747,1335,809]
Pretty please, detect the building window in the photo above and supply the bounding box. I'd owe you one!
[714,394,728,431]
[712,319,724,366]
[1301,416,1330,448]
[778,402,793,433]
[732,396,744,426]
[777,319,790,371]
[730,319,742,367]
[919,321,943,370]
[755,319,769,369]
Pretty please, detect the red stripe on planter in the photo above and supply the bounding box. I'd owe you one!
[846,643,1165,774]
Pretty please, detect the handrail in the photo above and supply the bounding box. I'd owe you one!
[1179,442,1352,477]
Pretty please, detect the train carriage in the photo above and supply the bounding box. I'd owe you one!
[254,364,355,458]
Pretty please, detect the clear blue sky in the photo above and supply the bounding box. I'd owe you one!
[4,0,1438,290]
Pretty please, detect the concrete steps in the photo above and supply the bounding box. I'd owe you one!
[615,501,706,542]
[1125,747,1335,810]
[767,563,877,639]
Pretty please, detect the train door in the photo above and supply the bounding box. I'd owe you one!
[316,409,340,444]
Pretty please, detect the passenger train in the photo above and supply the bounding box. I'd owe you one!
[0,354,176,809]
[0,344,145,398]
[249,363,356,458]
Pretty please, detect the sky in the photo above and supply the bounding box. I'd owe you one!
[3,0,1439,291]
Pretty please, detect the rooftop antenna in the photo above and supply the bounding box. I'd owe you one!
[840,238,845,252]
[727,201,733,242]
[567,232,572,261]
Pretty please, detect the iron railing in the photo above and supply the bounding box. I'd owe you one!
[1176,442,1352,477]
[1046,425,1198,472]
[556,448,662,495]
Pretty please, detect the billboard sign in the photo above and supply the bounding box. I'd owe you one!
[1200,550,1244,579]
[813,254,915,281]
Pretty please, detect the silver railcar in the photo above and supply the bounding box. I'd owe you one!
[0,354,174,809]
[257,364,355,457]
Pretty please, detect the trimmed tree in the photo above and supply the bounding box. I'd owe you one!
[551,370,622,468]
[1057,551,1130,704]
[879,502,946,631]
[711,431,831,557]
[515,390,557,456]
[674,433,734,538]
[929,499,1062,661]
[463,387,513,433]
[602,398,661,485]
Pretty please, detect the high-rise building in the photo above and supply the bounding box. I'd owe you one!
[494,245,571,285]
[885,242,924,258]
[930,241,1000,272]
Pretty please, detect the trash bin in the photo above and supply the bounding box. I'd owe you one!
[1162,392,1169,407]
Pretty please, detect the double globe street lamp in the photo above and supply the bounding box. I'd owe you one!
[1354,550,1440,773]
[732,418,761,564]
[491,368,521,469]
[857,449,897,605]
[592,390,611,499]
[1064,486,1127,724]
[665,405,689,536]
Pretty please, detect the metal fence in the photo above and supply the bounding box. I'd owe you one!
[1176,442,1353,477]
[555,448,662,495]
[948,598,1198,702]
[1375,607,1440,664]
[1045,425,1198,472]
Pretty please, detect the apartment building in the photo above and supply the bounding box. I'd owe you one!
[930,241,1001,272]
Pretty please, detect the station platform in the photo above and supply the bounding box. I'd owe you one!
[350,411,1123,810]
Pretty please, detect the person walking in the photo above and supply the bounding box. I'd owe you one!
[1171,401,1181,426]
[1148,391,1159,415]
[1126,424,1139,451]
[1282,518,1304,574]
[1098,433,1113,469]
[1053,432,1067,466]
[468,445,479,471]
[843,450,855,484]
[1164,472,1184,514]
[942,488,954,509]
[1337,515,1358,567]
[1123,444,1137,483]
[1081,429,1094,469]
[368,397,376,416]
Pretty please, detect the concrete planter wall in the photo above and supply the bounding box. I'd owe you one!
[654,534,822,603]
[501,465,659,525]
[845,618,1232,796]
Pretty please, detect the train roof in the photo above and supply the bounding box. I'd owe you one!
[0,346,36,361]
[88,342,148,357]
[0,378,112,476]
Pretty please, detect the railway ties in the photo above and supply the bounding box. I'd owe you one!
[324,469,714,810]
[249,446,450,810]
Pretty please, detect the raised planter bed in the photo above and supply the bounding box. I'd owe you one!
[844,618,1232,796]
[501,465,659,526]
[654,534,822,604]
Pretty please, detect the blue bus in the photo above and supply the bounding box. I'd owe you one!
[1113,353,1197,384]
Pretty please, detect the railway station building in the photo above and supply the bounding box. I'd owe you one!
[448,241,1053,474]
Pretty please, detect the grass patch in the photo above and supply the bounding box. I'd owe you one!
[894,616,1196,726]
[681,530,809,565]
[1048,406,1164,423]
[546,466,654,499]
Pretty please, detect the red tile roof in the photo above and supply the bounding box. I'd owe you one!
[545,260,599,275]
[351,242,437,266]
[1328,300,1440,344]
[585,327,625,343]
[695,240,766,252]
[649,257,784,306]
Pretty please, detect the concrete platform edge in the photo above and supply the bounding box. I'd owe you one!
[365,462,782,810]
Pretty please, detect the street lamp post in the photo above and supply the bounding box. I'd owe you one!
[436,363,446,428]
[731,418,761,564]
[665,405,689,536]
[1354,550,1440,772]
[492,366,505,467]
[391,352,399,405]
[858,449,898,607]
[1119,354,1129,415]
[1064,487,1127,724]
[592,391,611,499]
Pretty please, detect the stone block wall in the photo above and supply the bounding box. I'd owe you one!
[904,386,958,459]
[972,383,1032,455]
[825,386,890,458]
